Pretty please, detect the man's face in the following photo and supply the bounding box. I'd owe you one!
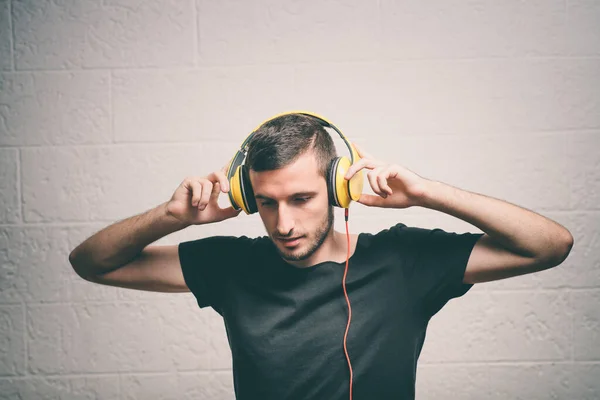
[250,150,333,262]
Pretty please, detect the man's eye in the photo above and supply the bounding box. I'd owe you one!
[259,197,310,207]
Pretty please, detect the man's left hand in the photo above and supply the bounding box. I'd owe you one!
[344,143,429,209]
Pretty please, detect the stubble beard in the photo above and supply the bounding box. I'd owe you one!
[273,206,334,262]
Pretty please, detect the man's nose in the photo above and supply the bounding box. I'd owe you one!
[276,205,295,236]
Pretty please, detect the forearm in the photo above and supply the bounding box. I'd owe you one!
[418,180,573,262]
[69,202,189,276]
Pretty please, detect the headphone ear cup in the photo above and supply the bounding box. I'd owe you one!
[347,162,364,202]
[229,165,245,213]
[327,157,342,207]
[239,165,258,214]
[333,156,354,208]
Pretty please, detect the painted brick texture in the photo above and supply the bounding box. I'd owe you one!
[0,0,598,398]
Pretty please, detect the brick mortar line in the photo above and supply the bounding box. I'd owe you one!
[4,55,600,73]
[2,129,600,150]
[2,208,598,229]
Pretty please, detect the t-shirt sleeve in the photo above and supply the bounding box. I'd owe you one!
[391,224,484,319]
[178,235,252,314]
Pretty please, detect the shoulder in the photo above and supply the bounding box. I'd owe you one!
[359,223,465,251]
[361,222,425,243]
[373,223,466,239]
[179,234,270,255]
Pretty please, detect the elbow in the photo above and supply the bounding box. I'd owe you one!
[68,249,78,271]
[68,248,82,272]
[68,250,95,282]
[69,250,85,279]
[557,230,574,264]
[545,230,575,268]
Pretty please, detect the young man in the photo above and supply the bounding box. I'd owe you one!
[69,113,573,400]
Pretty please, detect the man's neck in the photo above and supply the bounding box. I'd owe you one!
[286,229,356,269]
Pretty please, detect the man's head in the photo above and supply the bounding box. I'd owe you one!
[245,113,338,262]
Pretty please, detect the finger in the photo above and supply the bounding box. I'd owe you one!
[217,206,243,220]
[352,142,374,159]
[357,193,386,207]
[344,158,380,180]
[367,168,386,198]
[377,168,394,196]
[198,181,213,210]
[189,179,204,207]
[209,169,230,192]
[209,181,221,201]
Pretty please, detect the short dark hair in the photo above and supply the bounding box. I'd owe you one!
[245,113,337,178]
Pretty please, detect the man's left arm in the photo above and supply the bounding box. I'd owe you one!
[344,143,574,285]
[418,180,574,284]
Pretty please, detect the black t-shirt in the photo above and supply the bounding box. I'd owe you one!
[178,223,483,400]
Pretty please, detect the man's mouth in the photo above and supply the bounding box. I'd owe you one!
[277,236,303,247]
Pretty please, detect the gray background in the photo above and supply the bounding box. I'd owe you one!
[0,0,599,398]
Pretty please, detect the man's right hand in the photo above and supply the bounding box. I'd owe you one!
[166,163,242,226]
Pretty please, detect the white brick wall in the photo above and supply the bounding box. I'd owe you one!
[0,0,598,398]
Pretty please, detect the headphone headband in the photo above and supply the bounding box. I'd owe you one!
[227,110,359,183]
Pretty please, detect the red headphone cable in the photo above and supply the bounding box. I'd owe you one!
[342,207,354,400]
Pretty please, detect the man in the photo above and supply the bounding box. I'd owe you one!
[69,113,574,400]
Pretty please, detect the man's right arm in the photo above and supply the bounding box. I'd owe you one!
[68,201,192,292]
[68,169,241,293]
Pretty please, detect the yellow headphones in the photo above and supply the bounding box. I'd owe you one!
[226,110,364,214]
